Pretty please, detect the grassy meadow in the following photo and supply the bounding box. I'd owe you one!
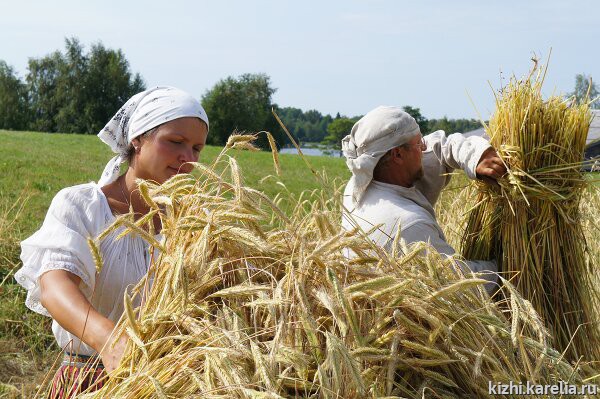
[0,130,350,239]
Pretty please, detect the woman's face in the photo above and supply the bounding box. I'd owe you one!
[132,117,208,184]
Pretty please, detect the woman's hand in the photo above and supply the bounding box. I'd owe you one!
[99,332,128,373]
[39,270,125,370]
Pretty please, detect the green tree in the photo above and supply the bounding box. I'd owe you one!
[428,117,481,134]
[26,51,65,132]
[570,73,600,109]
[81,42,146,133]
[304,109,322,124]
[26,37,145,133]
[276,107,302,142]
[54,38,87,133]
[323,117,355,148]
[402,105,428,134]
[201,73,283,148]
[277,107,337,143]
[0,61,29,130]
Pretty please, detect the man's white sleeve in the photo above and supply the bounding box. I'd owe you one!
[401,221,498,292]
[427,131,492,179]
[418,131,493,207]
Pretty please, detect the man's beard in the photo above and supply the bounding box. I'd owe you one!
[406,166,424,187]
[414,166,424,181]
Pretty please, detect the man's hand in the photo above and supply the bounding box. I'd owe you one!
[476,147,506,181]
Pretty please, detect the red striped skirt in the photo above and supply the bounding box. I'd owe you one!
[47,356,107,399]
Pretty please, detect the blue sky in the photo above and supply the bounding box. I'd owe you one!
[1,0,598,120]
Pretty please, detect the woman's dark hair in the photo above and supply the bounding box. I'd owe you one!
[125,127,159,164]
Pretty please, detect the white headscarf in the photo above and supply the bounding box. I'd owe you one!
[97,86,209,186]
[342,106,420,205]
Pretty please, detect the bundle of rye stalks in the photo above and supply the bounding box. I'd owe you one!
[461,61,600,364]
[68,134,597,398]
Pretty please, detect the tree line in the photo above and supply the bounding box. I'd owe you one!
[1,38,597,150]
[0,38,145,134]
[285,106,483,149]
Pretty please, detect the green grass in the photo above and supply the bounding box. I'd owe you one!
[0,130,350,241]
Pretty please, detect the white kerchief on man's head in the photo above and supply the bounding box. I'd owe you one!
[97,86,209,186]
[342,106,420,206]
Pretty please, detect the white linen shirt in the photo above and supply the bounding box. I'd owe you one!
[15,183,159,356]
[342,131,497,282]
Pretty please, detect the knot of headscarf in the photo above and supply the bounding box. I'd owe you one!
[97,86,209,186]
[341,135,358,159]
[342,106,420,206]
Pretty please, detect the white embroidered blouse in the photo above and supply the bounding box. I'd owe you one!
[15,182,158,356]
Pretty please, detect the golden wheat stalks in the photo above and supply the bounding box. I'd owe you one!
[462,60,600,364]
[64,134,599,398]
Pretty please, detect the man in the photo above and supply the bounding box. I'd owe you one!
[341,106,505,287]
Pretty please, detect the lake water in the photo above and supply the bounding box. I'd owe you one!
[279,147,343,158]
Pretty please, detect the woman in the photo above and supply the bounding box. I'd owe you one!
[15,86,209,397]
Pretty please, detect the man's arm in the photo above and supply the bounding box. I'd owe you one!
[425,131,495,178]
[417,131,506,206]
